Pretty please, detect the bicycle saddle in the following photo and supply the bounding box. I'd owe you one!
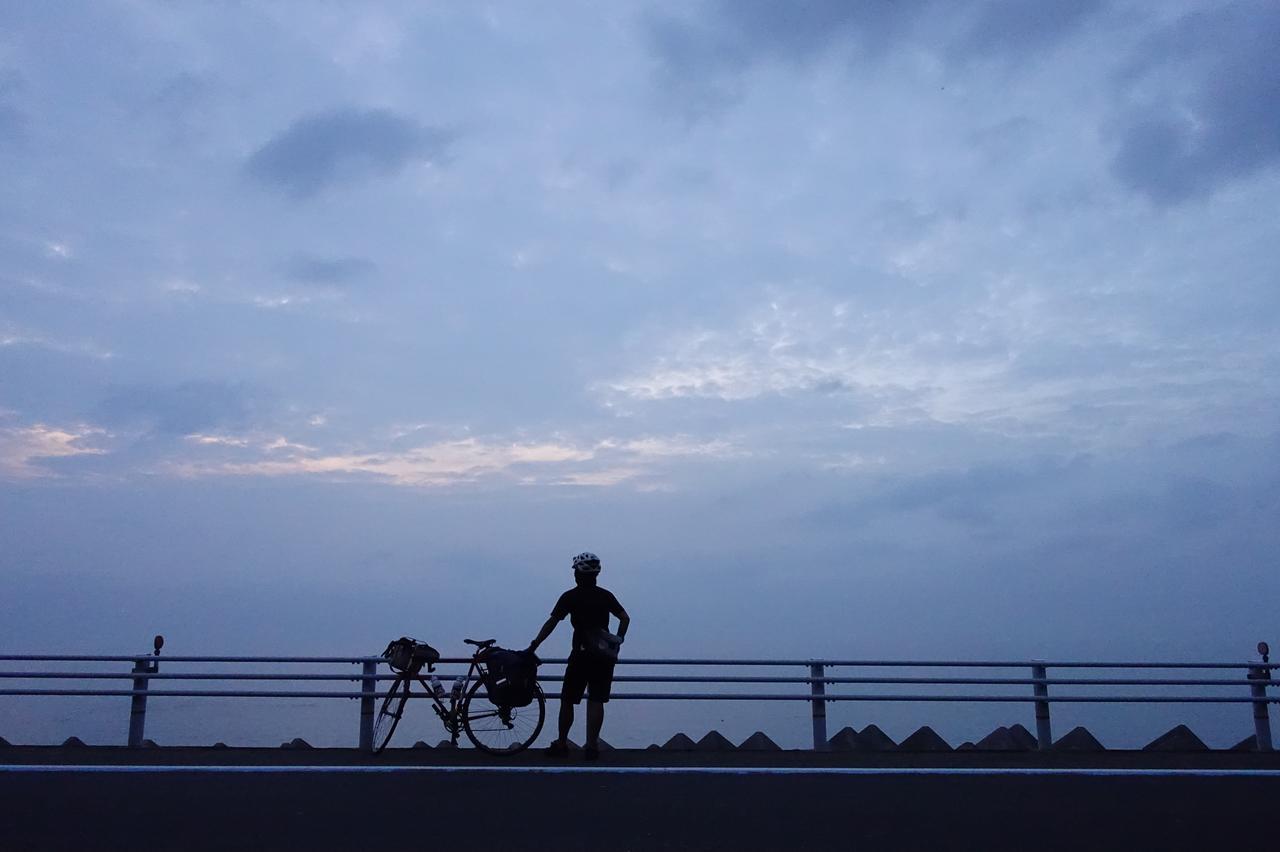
[464,638,496,648]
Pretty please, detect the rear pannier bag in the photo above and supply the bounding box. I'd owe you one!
[482,648,539,707]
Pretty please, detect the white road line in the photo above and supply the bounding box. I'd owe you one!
[2,765,1280,777]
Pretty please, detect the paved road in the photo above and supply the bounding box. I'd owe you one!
[3,765,1277,851]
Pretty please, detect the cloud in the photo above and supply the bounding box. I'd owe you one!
[600,286,1280,448]
[170,438,588,487]
[97,381,268,437]
[604,436,738,459]
[795,434,1280,559]
[1110,1,1280,204]
[950,0,1106,62]
[551,467,645,487]
[681,0,928,66]
[0,422,106,478]
[857,458,1068,522]
[651,0,1106,67]
[158,431,739,489]
[284,254,377,285]
[642,0,1108,118]
[140,72,223,146]
[643,0,928,118]
[1,323,114,360]
[150,72,212,116]
[245,107,451,199]
[600,295,976,408]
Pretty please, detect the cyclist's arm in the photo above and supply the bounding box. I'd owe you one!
[528,616,559,653]
[612,604,630,642]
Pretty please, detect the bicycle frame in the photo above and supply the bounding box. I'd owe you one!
[400,653,489,745]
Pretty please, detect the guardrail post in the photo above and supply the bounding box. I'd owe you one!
[1248,664,1273,753]
[359,660,378,752]
[810,662,828,751]
[1031,663,1052,750]
[127,657,155,747]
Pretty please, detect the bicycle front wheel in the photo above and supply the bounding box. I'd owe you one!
[462,680,545,755]
[371,675,410,754]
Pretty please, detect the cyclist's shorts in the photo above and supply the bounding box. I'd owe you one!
[562,653,615,704]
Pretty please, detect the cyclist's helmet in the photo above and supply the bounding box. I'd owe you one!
[572,552,602,574]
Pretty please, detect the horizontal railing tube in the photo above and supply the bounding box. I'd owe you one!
[5,672,1279,687]
[9,670,1280,690]
[5,687,1280,702]
[1,655,1271,668]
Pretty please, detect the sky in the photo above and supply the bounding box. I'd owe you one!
[1,1,1279,748]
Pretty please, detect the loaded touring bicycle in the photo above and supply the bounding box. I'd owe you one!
[373,637,544,754]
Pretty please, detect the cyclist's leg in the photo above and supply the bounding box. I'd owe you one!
[557,655,589,743]
[558,700,574,742]
[584,661,614,748]
[585,700,604,747]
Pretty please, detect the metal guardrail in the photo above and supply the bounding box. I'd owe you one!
[1,640,1274,753]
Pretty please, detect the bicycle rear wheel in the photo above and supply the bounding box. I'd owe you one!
[462,680,545,754]
[372,675,410,754]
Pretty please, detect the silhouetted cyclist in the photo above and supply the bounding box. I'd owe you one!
[527,551,629,760]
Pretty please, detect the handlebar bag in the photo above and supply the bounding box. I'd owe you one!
[383,638,440,673]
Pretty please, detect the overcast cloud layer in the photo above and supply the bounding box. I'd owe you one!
[2,1,1278,747]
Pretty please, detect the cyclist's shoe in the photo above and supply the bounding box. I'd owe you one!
[584,745,600,761]
[545,740,569,758]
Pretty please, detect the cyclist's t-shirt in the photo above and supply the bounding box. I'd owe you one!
[551,585,623,653]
